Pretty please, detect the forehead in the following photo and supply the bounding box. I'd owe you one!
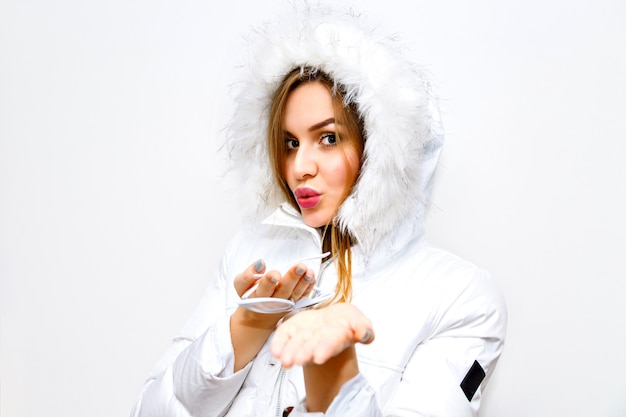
[283,81,334,130]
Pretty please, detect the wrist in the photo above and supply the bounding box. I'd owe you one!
[230,307,284,373]
[233,306,284,330]
[303,345,359,412]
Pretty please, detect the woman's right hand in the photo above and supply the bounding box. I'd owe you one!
[230,259,317,371]
[233,259,317,318]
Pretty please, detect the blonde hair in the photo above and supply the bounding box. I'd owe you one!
[267,67,364,303]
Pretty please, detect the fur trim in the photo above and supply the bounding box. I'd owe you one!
[225,1,444,255]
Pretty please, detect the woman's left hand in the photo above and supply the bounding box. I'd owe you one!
[270,303,374,368]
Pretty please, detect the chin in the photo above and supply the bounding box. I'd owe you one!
[302,213,331,229]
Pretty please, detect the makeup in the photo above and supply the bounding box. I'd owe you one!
[294,187,321,209]
[239,252,332,313]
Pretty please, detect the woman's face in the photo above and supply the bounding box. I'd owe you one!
[282,81,361,228]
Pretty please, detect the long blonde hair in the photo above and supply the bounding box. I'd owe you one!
[267,67,364,303]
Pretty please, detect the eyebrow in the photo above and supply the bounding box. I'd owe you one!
[308,117,335,132]
[284,118,336,138]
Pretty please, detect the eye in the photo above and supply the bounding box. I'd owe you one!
[320,133,337,146]
[285,138,299,150]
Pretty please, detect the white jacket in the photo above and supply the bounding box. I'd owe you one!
[131,204,506,417]
[132,4,507,416]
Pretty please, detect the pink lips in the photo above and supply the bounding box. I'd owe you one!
[294,187,321,209]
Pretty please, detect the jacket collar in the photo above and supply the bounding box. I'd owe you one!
[261,203,323,249]
[261,202,425,279]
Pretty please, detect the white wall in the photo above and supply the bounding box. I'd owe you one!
[1,1,624,416]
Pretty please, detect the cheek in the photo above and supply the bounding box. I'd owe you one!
[281,159,294,189]
[342,150,361,188]
[326,155,357,194]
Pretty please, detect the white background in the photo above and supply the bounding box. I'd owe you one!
[1,0,625,416]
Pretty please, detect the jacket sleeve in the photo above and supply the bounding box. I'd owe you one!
[130,239,253,417]
[291,269,507,417]
[289,373,383,417]
[385,269,508,416]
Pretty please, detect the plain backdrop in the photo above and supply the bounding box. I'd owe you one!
[1,0,625,416]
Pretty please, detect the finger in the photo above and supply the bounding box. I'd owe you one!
[291,270,316,301]
[335,303,375,345]
[233,259,266,297]
[353,319,375,345]
[312,327,353,364]
[253,270,280,297]
[293,337,316,366]
[280,328,314,368]
[356,328,374,344]
[270,322,293,360]
[273,263,307,299]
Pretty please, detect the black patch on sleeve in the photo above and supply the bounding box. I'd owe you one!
[460,360,485,401]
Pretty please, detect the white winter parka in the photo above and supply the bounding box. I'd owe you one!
[131,3,507,416]
[131,204,506,417]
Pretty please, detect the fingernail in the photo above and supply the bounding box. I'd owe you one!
[360,330,371,343]
[304,274,313,282]
[269,275,279,284]
[295,265,306,275]
[254,259,264,273]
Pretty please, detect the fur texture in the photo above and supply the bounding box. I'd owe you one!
[225,2,444,256]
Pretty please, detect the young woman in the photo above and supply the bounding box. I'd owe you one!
[131,4,507,417]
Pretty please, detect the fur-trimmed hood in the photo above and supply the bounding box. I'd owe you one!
[225,2,444,256]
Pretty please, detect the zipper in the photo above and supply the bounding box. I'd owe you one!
[275,367,287,417]
[274,252,333,417]
[316,256,334,293]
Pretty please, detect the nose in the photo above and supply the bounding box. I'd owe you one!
[292,144,318,179]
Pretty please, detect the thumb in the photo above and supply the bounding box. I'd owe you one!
[355,325,374,344]
[346,305,374,344]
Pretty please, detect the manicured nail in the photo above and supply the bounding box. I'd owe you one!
[304,274,313,282]
[360,330,372,343]
[295,265,306,275]
[269,275,279,284]
[254,259,264,273]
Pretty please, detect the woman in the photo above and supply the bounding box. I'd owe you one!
[131,4,507,417]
